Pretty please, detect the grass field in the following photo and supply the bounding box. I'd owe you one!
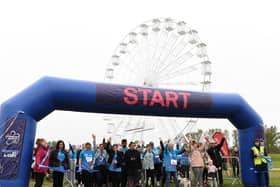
[29,154,280,187]
[271,154,280,168]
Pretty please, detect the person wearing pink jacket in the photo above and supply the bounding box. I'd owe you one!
[33,138,49,187]
[190,141,204,187]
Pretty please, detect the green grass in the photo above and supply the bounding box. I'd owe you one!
[270,154,280,168]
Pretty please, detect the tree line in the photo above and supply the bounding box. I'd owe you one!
[185,125,280,153]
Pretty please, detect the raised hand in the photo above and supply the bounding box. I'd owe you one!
[92,134,96,139]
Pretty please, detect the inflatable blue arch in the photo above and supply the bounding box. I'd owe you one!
[0,76,268,186]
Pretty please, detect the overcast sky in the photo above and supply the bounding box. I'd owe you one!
[0,1,279,145]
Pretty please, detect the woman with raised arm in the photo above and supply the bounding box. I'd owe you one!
[199,143,210,185]
[95,142,109,187]
[106,137,124,187]
[207,137,225,186]
[190,141,204,187]
[163,140,185,187]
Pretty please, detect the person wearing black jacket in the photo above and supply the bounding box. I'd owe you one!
[106,138,124,187]
[124,142,142,187]
[120,139,128,187]
[49,140,69,187]
[231,146,239,177]
[207,137,225,186]
[159,138,166,187]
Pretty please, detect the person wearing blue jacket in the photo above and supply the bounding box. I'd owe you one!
[79,142,96,187]
[178,147,190,180]
[163,141,185,187]
[150,142,162,186]
[106,138,124,187]
[95,143,109,187]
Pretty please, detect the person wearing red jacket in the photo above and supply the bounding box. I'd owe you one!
[34,138,49,187]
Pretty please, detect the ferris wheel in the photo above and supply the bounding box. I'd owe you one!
[104,18,212,143]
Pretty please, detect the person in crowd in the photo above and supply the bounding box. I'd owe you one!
[120,139,128,187]
[106,138,124,187]
[150,142,162,186]
[178,145,190,180]
[159,138,166,187]
[124,141,142,187]
[76,144,84,187]
[251,138,268,187]
[34,138,49,187]
[200,143,210,185]
[31,148,36,179]
[231,146,239,178]
[95,142,109,187]
[207,160,218,187]
[69,144,77,160]
[207,137,225,186]
[163,140,185,187]
[221,154,230,177]
[190,141,204,187]
[49,140,70,187]
[143,143,155,187]
[31,139,43,179]
[136,143,145,185]
[79,142,96,187]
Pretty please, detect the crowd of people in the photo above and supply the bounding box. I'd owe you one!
[32,134,241,187]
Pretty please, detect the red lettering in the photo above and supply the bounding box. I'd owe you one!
[123,87,191,110]
[165,91,179,108]
[150,90,165,107]
[138,88,152,106]
[123,87,138,105]
[178,92,191,109]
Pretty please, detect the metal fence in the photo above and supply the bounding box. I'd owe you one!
[63,159,76,187]
[221,156,242,185]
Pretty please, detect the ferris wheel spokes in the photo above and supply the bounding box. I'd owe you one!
[104,18,212,143]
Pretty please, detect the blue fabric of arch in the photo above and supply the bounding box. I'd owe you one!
[0,76,268,186]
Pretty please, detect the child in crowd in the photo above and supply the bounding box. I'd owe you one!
[178,146,190,180]
[207,160,218,187]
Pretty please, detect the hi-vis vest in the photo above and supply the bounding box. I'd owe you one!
[251,146,267,165]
